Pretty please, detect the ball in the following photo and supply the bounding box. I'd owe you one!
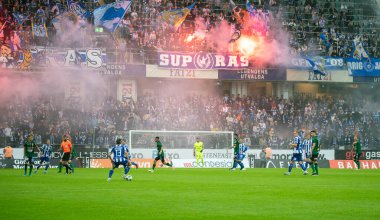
[125,175,133,181]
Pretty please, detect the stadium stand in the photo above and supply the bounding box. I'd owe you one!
[0,1,379,150]
[1,0,379,61]
[0,93,379,150]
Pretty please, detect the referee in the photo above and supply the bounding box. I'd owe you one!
[60,135,73,174]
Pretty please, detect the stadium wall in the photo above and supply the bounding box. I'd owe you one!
[335,150,380,160]
[7,147,375,169]
[0,158,84,169]
[2,157,379,169]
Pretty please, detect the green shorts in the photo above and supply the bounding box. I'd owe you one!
[25,152,34,158]
[24,152,34,165]
[310,154,319,161]
[354,152,361,161]
[155,152,165,162]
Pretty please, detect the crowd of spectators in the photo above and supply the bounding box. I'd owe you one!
[0,0,98,48]
[121,0,280,63]
[120,0,380,60]
[1,92,379,150]
[1,0,379,62]
[283,0,380,57]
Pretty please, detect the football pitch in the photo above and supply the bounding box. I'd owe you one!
[1,168,379,220]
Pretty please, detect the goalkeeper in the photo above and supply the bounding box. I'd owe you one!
[193,137,204,167]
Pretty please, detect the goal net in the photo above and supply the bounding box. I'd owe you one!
[128,130,234,164]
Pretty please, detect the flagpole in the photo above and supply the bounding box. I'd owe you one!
[113,0,133,33]
[0,22,6,33]
[20,16,30,26]
[31,19,35,39]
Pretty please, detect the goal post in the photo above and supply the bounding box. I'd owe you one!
[128,130,234,166]
[129,130,234,150]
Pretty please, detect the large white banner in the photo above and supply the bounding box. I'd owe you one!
[172,159,249,168]
[1,148,334,161]
[130,149,232,160]
[246,150,335,160]
[130,149,335,160]
[287,69,352,82]
[146,65,218,79]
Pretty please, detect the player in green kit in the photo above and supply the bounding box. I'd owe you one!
[24,134,37,176]
[310,130,320,176]
[230,133,243,170]
[352,132,362,170]
[69,145,77,173]
[194,137,204,167]
[149,137,173,173]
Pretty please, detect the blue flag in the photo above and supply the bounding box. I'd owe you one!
[67,0,90,19]
[305,57,326,76]
[13,12,28,25]
[94,0,132,33]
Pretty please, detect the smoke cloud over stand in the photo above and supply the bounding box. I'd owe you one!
[183,10,293,67]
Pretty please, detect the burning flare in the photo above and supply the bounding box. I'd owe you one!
[237,36,257,57]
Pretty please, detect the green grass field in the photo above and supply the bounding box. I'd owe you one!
[1,168,379,220]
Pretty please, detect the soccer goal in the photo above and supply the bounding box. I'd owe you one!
[128,130,234,161]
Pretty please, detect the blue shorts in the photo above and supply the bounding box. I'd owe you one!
[113,161,128,169]
[39,157,50,163]
[237,154,245,161]
[305,153,311,159]
[291,153,303,162]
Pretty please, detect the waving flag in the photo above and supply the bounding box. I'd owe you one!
[94,0,132,33]
[13,12,28,25]
[67,0,90,19]
[32,21,48,38]
[352,35,370,61]
[305,57,327,76]
[161,1,197,31]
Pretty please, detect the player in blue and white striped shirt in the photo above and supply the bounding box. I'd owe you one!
[34,139,53,174]
[122,139,139,169]
[302,133,312,169]
[284,131,308,175]
[107,138,131,182]
[231,139,248,171]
